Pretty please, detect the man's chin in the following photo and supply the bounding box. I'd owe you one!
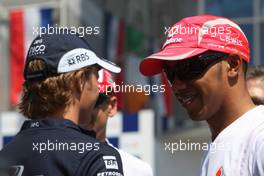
[187,111,207,121]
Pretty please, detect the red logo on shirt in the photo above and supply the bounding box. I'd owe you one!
[216,167,224,176]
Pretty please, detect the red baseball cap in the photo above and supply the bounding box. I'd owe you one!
[140,14,250,76]
[98,69,115,93]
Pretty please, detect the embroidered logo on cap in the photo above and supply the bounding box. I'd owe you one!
[67,52,90,66]
[28,44,46,57]
[58,48,98,73]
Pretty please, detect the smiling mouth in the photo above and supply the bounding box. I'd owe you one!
[176,94,197,107]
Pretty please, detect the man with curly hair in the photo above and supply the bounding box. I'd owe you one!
[0,32,124,176]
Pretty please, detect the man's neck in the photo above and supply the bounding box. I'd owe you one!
[61,103,80,124]
[96,128,107,142]
[207,94,255,141]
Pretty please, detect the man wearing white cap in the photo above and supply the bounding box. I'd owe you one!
[0,32,124,175]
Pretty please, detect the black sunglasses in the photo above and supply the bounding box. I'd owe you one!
[163,51,228,83]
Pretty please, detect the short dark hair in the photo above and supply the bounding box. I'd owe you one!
[227,54,248,77]
[243,60,248,76]
[246,66,264,80]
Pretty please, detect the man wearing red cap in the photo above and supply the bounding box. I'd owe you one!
[140,15,264,175]
[82,69,153,176]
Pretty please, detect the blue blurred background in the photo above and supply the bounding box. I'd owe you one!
[0,0,263,175]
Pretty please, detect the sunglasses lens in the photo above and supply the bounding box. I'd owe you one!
[163,52,227,82]
[164,70,174,84]
[164,61,200,82]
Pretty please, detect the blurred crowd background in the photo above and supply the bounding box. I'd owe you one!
[0,0,263,175]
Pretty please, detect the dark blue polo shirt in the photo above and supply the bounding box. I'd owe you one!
[0,118,123,176]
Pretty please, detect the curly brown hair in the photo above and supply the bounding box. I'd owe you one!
[18,59,95,119]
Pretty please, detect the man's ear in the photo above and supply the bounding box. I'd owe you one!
[73,70,86,96]
[226,55,242,78]
[108,96,117,117]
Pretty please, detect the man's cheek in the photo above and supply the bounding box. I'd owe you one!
[90,109,100,127]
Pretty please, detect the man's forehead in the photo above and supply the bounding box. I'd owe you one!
[164,61,179,67]
[163,59,191,67]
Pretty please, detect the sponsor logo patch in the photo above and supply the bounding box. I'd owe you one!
[10,165,24,176]
[28,44,46,57]
[216,166,225,176]
[103,156,119,170]
[67,52,90,66]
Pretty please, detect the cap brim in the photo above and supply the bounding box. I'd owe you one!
[96,58,121,73]
[139,47,208,76]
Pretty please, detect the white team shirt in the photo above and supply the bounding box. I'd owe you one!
[106,139,153,176]
[199,105,264,176]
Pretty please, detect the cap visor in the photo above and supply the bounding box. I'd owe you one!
[140,47,208,76]
[96,58,121,73]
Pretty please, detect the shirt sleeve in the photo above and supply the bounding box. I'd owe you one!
[74,144,124,176]
[252,138,264,176]
[118,149,153,176]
